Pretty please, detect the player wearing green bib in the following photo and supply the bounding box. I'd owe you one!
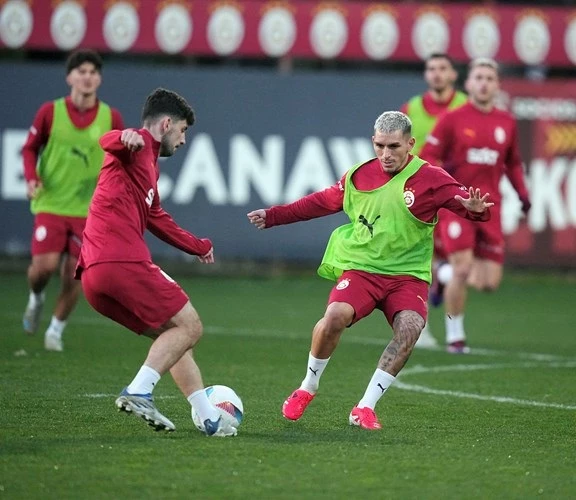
[401,53,467,348]
[21,50,124,351]
[401,53,467,155]
[248,111,493,430]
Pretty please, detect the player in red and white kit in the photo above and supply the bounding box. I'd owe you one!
[76,88,235,436]
[421,58,531,353]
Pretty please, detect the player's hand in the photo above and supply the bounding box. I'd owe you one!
[455,187,494,213]
[26,180,43,200]
[197,247,214,264]
[120,129,145,152]
[520,198,531,215]
[247,209,267,229]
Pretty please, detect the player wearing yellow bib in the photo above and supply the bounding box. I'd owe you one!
[21,50,124,351]
[401,53,467,348]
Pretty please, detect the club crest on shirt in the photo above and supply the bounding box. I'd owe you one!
[35,225,47,242]
[403,188,415,207]
[336,278,350,290]
[448,221,462,239]
[494,126,506,144]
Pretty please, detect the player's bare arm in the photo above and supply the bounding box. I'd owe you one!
[455,187,494,213]
[120,129,145,152]
[247,209,267,229]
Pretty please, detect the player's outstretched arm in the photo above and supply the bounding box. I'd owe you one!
[247,209,267,230]
[455,187,494,213]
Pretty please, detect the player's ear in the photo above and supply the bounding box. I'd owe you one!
[162,116,172,134]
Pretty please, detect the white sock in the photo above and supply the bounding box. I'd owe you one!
[446,314,466,343]
[28,291,45,308]
[45,316,67,339]
[437,263,453,285]
[300,353,330,394]
[357,369,396,410]
[126,365,161,395]
[188,389,220,422]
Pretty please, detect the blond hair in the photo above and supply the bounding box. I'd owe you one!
[469,57,499,74]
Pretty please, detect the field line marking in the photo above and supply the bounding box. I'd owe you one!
[83,393,177,399]
[396,361,576,410]
[394,381,576,410]
[7,312,574,362]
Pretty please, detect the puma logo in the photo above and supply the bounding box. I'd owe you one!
[377,383,387,394]
[358,214,381,238]
[308,367,319,376]
[71,147,89,168]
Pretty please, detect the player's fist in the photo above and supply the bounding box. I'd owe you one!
[247,209,267,229]
[120,129,145,152]
[521,198,531,215]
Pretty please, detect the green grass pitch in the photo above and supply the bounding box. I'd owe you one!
[1,269,575,499]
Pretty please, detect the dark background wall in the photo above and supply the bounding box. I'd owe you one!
[0,61,425,261]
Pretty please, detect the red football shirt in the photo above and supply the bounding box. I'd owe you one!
[22,96,125,183]
[77,129,211,272]
[420,102,529,204]
[265,156,490,227]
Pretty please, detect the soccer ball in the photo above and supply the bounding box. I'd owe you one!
[191,385,244,432]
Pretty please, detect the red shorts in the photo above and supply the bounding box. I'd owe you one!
[328,270,429,327]
[80,261,189,334]
[31,213,86,258]
[438,211,504,264]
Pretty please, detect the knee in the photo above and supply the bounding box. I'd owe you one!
[451,264,472,284]
[393,312,425,348]
[32,262,58,279]
[187,318,203,344]
[322,305,352,334]
[481,283,499,293]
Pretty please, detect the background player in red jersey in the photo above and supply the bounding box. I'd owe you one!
[76,88,235,436]
[401,53,468,349]
[421,58,531,354]
[21,50,124,351]
[248,111,493,430]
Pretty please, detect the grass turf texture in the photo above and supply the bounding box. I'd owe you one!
[1,270,575,499]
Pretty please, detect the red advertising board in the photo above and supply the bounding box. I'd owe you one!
[1,0,576,67]
[501,79,576,267]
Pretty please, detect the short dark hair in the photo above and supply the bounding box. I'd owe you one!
[425,53,455,68]
[141,88,195,126]
[66,49,103,74]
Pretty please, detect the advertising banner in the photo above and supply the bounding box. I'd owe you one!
[500,79,576,267]
[1,0,575,67]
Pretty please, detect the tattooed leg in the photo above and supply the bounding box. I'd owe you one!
[377,310,425,375]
